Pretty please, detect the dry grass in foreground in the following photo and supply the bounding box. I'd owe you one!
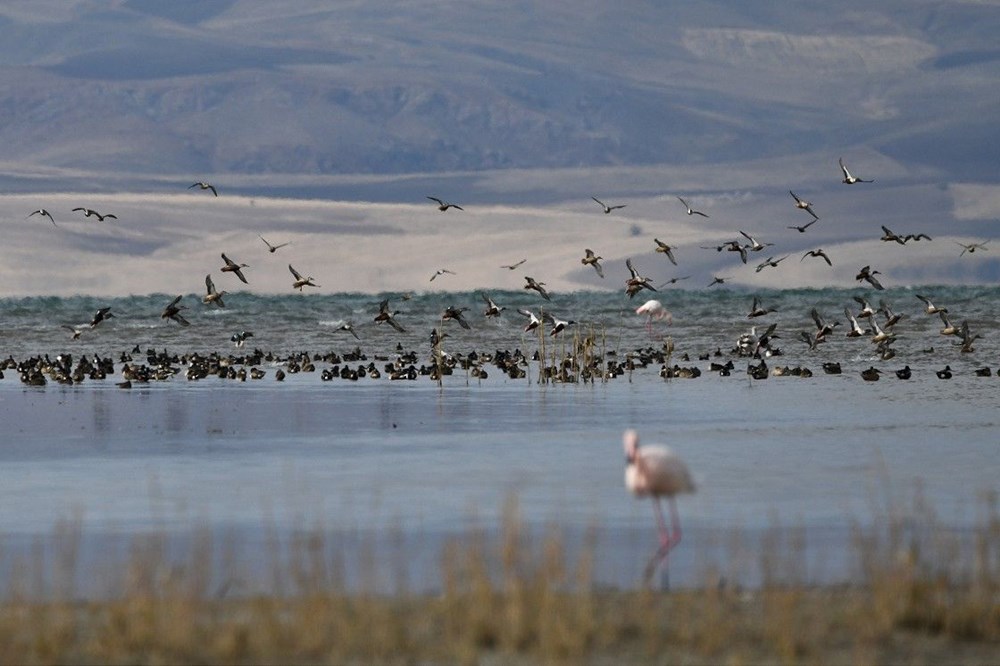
[0,495,998,665]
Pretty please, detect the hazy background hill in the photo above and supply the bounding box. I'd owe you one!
[0,0,997,182]
[0,0,998,294]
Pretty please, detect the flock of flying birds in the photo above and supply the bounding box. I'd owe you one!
[17,163,995,382]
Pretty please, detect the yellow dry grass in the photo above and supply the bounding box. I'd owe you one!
[0,494,998,665]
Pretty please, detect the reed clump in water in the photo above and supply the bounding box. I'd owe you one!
[0,495,998,664]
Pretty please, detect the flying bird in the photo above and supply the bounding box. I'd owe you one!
[801,249,832,266]
[789,191,819,220]
[231,331,254,347]
[500,259,527,270]
[220,253,249,284]
[523,276,551,300]
[203,275,227,307]
[338,321,360,341]
[517,308,542,333]
[787,218,818,233]
[426,196,463,211]
[161,295,190,326]
[676,196,708,218]
[61,325,82,340]
[72,208,117,221]
[189,181,218,196]
[481,293,505,318]
[707,276,732,287]
[740,230,773,252]
[839,158,874,184]
[541,311,575,337]
[656,276,691,289]
[855,265,885,290]
[623,429,695,586]
[89,307,114,328]
[916,294,947,315]
[429,268,456,282]
[374,298,406,332]
[581,249,605,278]
[592,196,626,214]
[442,306,472,330]
[880,226,906,245]
[289,264,320,291]
[28,209,56,226]
[653,239,677,265]
[956,241,989,256]
[747,296,776,318]
[755,255,789,272]
[625,258,657,298]
[259,235,290,253]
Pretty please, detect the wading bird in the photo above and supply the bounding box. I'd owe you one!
[636,299,671,334]
[623,429,695,586]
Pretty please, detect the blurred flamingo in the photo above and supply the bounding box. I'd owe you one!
[635,299,671,335]
[623,428,695,586]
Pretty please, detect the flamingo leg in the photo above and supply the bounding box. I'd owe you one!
[643,497,682,586]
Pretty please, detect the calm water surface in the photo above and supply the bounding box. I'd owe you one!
[0,286,997,591]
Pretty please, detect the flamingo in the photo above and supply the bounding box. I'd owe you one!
[635,299,671,335]
[623,429,695,586]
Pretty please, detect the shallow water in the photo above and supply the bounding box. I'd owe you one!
[0,286,997,592]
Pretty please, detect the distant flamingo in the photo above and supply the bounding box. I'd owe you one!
[635,299,671,335]
[623,429,695,586]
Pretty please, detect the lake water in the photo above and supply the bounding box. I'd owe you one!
[0,286,997,593]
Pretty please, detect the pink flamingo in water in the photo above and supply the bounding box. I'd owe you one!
[635,299,671,336]
[623,429,695,586]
